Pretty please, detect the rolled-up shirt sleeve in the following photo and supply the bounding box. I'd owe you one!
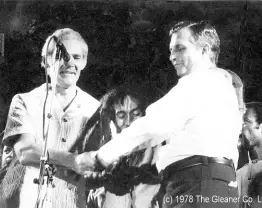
[97,80,194,164]
[3,94,35,146]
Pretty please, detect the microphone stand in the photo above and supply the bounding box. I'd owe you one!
[34,37,62,208]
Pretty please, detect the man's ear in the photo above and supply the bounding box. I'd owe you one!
[202,44,211,56]
[258,123,262,133]
[79,59,87,71]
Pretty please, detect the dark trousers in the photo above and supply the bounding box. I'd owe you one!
[158,155,239,208]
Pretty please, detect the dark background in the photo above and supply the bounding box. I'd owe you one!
[0,0,262,141]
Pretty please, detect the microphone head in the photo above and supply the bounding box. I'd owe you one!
[52,35,59,43]
[52,35,71,63]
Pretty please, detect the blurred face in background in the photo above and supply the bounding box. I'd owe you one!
[1,146,13,167]
[243,109,262,148]
[113,95,144,133]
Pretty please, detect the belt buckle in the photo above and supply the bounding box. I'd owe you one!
[199,156,209,166]
[252,159,258,164]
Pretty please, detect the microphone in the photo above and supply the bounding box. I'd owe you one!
[52,36,71,63]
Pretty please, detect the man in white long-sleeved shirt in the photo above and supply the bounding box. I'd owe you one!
[94,21,242,208]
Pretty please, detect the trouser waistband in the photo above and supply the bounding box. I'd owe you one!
[162,155,235,181]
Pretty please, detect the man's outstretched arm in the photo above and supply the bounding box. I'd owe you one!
[13,133,96,175]
[95,86,192,168]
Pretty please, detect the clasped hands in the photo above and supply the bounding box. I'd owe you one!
[73,151,109,179]
[73,122,118,180]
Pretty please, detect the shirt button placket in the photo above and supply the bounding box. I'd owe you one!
[61,117,68,142]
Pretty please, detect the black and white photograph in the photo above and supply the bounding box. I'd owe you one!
[1,0,262,208]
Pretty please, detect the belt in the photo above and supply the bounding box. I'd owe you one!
[162,155,235,180]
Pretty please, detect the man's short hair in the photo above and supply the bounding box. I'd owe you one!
[169,21,220,64]
[41,28,88,68]
[246,102,262,125]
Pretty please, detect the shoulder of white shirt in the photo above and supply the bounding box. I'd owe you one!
[12,83,100,110]
[76,86,100,106]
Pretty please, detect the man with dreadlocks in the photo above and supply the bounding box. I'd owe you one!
[86,86,161,208]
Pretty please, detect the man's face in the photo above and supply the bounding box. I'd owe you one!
[1,146,13,167]
[243,109,262,147]
[113,95,143,133]
[169,27,204,77]
[56,39,87,88]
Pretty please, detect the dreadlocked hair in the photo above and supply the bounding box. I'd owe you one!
[98,86,148,146]
[69,85,149,162]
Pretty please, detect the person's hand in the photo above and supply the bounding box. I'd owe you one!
[84,170,106,179]
[87,187,106,208]
[73,151,97,175]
